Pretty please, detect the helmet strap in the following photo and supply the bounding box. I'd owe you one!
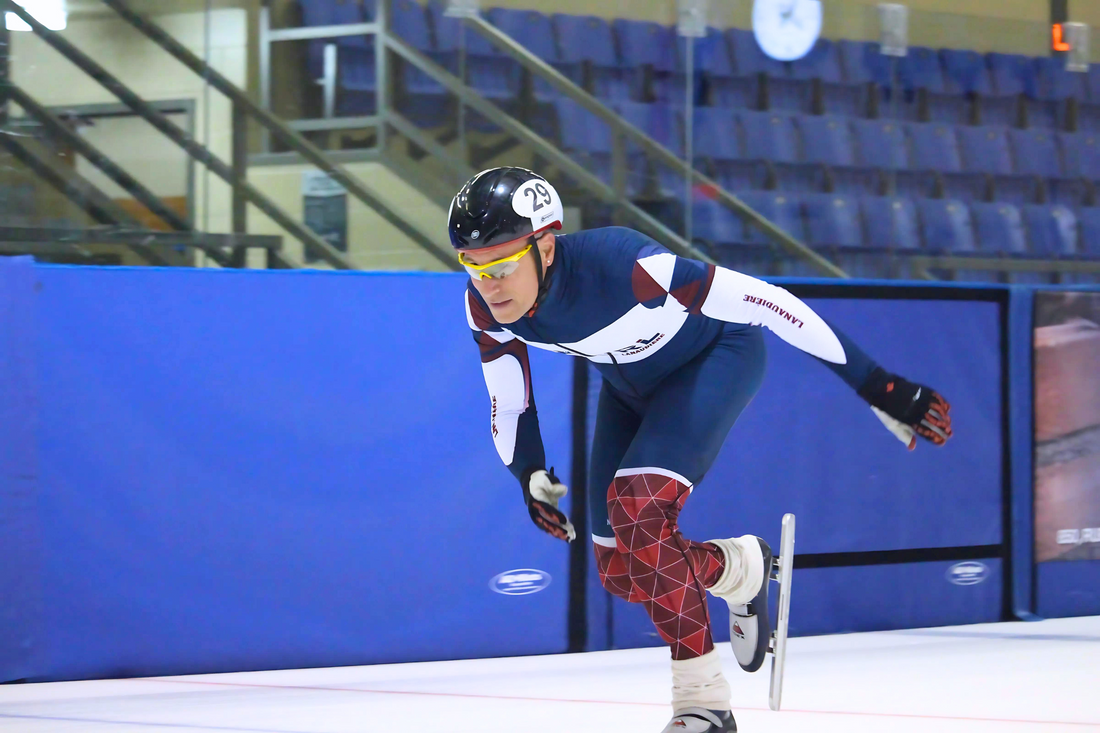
[526,237,553,318]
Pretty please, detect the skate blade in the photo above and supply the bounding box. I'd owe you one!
[768,513,795,712]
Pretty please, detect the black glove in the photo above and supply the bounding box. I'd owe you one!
[520,467,576,542]
[858,367,953,450]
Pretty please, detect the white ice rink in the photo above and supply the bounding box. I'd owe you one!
[2,616,1097,733]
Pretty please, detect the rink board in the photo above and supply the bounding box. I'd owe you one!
[23,266,574,682]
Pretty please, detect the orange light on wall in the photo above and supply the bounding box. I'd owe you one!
[1052,23,1071,51]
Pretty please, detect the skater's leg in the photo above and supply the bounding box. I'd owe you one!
[588,380,642,603]
[610,325,767,661]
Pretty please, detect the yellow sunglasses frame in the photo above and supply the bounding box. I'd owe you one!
[458,243,534,280]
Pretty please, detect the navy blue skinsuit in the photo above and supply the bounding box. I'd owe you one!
[465,226,879,541]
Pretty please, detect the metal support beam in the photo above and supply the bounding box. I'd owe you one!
[0,23,9,127]
[0,135,186,266]
[269,22,379,42]
[231,100,249,268]
[100,0,460,271]
[4,83,234,267]
[0,226,282,250]
[3,0,353,269]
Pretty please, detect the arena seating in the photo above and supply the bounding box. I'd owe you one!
[293,0,1100,281]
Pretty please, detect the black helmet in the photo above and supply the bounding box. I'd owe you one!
[448,167,564,252]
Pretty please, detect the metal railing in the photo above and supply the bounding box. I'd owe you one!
[256,0,847,275]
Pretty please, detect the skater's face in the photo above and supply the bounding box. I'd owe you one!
[465,231,555,323]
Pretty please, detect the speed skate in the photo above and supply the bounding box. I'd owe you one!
[712,513,796,711]
[766,513,795,711]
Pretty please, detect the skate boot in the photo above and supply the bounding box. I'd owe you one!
[706,535,773,673]
[660,708,736,732]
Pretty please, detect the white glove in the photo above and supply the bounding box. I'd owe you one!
[523,468,576,542]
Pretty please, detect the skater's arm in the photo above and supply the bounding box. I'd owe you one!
[634,252,849,364]
[466,291,546,481]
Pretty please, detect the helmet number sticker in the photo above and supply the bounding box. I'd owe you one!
[525,183,552,212]
[511,177,562,233]
[513,181,555,217]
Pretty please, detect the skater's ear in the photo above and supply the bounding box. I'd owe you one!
[535,230,555,268]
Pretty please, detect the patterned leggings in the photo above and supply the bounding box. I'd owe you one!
[589,325,766,660]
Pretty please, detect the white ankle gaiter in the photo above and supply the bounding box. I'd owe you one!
[671,649,731,713]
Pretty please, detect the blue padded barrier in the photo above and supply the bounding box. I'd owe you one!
[600,293,1006,649]
[27,267,574,681]
[0,257,44,683]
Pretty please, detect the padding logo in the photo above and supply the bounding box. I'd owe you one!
[490,569,552,596]
[946,561,990,586]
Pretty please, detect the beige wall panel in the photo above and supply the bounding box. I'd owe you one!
[248,161,451,271]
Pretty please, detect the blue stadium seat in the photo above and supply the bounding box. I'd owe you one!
[802,193,862,247]
[617,101,680,154]
[987,53,1031,97]
[940,49,992,96]
[488,9,564,100]
[904,46,969,124]
[737,191,806,244]
[1008,128,1061,177]
[553,14,617,67]
[677,28,734,78]
[1088,65,1100,103]
[1076,208,1100,256]
[851,119,907,169]
[692,196,743,245]
[428,2,519,111]
[727,28,786,78]
[1033,56,1086,101]
[1059,132,1100,179]
[1023,204,1078,256]
[724,29,787,110]
[798,116,879,195]
[798,40,865,116]
[981,53,1029,127]
[691,107,741,162]
[970,202,1027,254]
[738,111,821,192]
[614,19,677,73]
[551,14,630,101]
[918,198,976,252]
[902,46,946,92]
[797,115,854,166]
[801,193,866,275]
[554,98,616,193]
[957,125,1012,174]
[789,39,844,83]
[738,110,798,162]
[861,196,921,250]
[836,40,875,86]
[554,97,611,154]
[906,122,962,171]
[616,101,681,196]
[392,0,432,50]
[1080,104,1100,134]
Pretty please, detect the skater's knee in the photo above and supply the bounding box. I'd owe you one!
[592,536,634,600]
[606,468,693,549]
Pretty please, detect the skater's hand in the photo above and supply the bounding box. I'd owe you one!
[521,468,576,542]
[858,368,953,450]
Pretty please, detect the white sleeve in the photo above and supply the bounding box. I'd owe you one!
[480,339,528,465]
[699,266,847,364]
